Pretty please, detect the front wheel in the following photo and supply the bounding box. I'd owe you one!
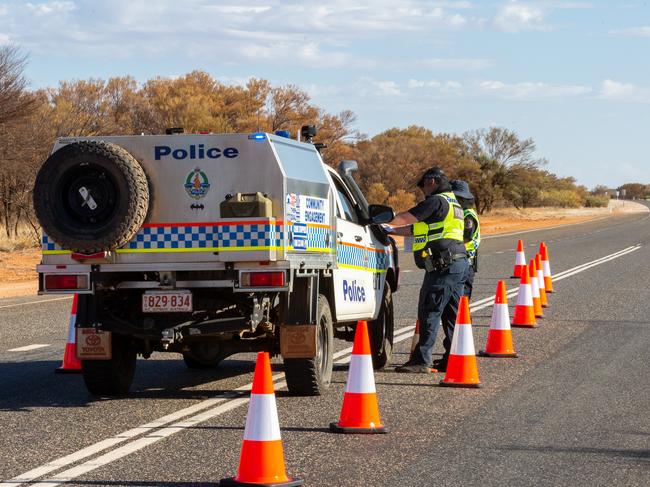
[368,285,394,369]
[284,295,334,396]
[82,333,136,396]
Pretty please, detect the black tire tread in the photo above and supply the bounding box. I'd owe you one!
[81,334,136,396]
[34,140,149,253]
[284,295,333,396]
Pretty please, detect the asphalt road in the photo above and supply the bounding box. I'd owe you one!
[1,207,649,486]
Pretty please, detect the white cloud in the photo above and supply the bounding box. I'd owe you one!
[479,80,592,98]
[407,79,463,95]
[0,5,8,16]
[598,79,650,103]
[26,1,76,16]
[0,33,9,45]
[493,2,547,32]
[375,81,402,96]
[609,26,650,37]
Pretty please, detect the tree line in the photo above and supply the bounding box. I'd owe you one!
[0,46,646,240]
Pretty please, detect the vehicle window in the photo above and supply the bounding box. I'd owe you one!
[331,176,359,224]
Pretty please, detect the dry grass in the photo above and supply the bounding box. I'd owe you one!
[0,224,40,252]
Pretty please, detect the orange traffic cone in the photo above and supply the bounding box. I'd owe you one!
[512,264,537,328]
[529,259,543,318]
[330,320,388,434]
[440,296,481,388]
[536,253,548,307]
[479,281,518,358]
[220,352,303,486]
[55,294,82,374]
[540,243,554,292]
[409,320,420,360]
[511,240,527,278]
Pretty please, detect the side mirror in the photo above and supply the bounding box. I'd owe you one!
[368,204,395,224]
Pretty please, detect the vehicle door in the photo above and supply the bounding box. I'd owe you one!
[327,170,376,320]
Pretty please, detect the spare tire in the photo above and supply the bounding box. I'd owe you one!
[34,141,149,253]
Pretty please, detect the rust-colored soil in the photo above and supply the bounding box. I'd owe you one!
[0,250,40,298]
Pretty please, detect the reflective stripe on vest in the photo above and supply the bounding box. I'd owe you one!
[412,192,465,254]
[464,208,481,257]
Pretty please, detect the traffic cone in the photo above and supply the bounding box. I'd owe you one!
[540,243,554,292]
[440,296,481,388]
[529,259,543,318]
[512,264,537,328]
[55,294,82,374]
[409,320,420,360]
[220,352,303,487]
[479,281,518,358]
[330,321,388,434]
[536,253,548,307]
[511,239,526,278]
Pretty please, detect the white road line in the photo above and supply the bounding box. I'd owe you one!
[3,243,643,486]
[0,296,72,311]
[6,344,50,352]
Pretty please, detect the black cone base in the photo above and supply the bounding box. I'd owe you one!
[439,381,482,388]
[478,350,518,358]
[219,477,304,486]
[329,422,389,434]
[55,367,82,374]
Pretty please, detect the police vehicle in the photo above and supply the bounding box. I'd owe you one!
[33,126,400,396]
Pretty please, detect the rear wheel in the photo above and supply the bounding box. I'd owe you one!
[369,285,394,369]
[284,295,334,396]
[82,333,136,396]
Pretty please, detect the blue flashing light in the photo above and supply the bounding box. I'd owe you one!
[248,132,267,140]
[275,130,291,139]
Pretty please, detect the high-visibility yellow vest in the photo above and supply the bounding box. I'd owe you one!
[464,207,481,258]
[412,192,465,259]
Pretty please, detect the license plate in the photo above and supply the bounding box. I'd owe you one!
[142,290,193,313]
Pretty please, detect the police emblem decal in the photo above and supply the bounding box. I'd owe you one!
[184,167,210,200]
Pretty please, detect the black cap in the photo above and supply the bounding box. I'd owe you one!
[450,179,474,200]
[416,167,446,188]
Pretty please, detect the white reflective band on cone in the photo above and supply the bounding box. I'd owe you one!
[243,393,282,441]
[345,354,376,394]
[515,252,526,265]
[490,304,510,330]
[67,315,77,343]
[543,261,552,276]
[537,270,545,289]
[449,324,476,356]
[530,274,540,298]
[516,284,533,306]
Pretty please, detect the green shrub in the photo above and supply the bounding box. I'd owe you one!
[584,195,609,208]
[537,189,583,208]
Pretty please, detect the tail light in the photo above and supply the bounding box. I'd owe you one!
[240,271,285,288]
[44,274,90,291]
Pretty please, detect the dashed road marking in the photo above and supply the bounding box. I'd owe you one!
[6,344,50,352]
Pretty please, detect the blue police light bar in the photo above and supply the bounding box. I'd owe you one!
[248,132,266,140]
[275,130,291,138]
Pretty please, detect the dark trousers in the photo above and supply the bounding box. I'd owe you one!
[413,258,469,366]
[464,265,475,299]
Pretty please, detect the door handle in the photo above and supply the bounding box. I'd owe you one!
[354,235,363,242]
[337,232,344,238]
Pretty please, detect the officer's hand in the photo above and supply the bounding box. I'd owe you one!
[380,224,395,234]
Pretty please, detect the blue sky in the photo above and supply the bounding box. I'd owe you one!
[1,0,649,188]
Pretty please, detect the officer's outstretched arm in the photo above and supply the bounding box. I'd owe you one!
[388,211,417,227]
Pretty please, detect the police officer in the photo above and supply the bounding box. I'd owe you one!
[451,180,481,299]
[382,167,469,373]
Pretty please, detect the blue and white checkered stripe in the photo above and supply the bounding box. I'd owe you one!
[125,224,276,250]
[42,234,62,252]
[337,243,390,272]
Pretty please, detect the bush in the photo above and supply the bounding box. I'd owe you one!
[537,189,583,208]
[584,195,609,208]
[387,190,416,213]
